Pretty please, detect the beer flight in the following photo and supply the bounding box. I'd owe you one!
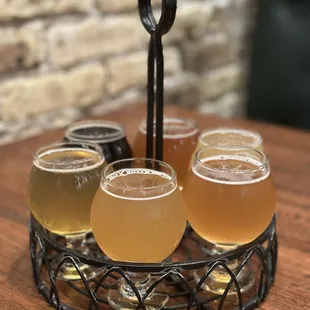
[28,118,276,309]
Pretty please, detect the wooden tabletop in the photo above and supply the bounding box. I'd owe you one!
[1,103,310,309]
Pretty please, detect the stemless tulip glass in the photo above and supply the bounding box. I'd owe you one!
[183,144,276,295]
[28,142,105,280]
[91,158,187,309]
[189,128,264,255]
[189,127,263,168]
[64,120,133,163]
[133,118,199,190]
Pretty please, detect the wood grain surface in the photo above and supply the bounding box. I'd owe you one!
[0,104,309,310]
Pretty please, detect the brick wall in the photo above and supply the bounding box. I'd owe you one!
[0,0,254,145]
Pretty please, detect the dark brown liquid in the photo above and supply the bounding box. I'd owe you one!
[64,125,132,163]
[73,126,117,138]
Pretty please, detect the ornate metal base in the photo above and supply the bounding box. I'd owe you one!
[29,215,277,310]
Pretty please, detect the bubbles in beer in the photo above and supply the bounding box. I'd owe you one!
[102,168,176,200]
[34,148,104,173]
[29,147,105,235]
[193,155,269,185]
[200,128,263,148]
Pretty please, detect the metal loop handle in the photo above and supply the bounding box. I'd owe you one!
[138,0,177,36]
[138,0,177,161]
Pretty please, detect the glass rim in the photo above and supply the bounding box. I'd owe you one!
[33,141,104,167]
[194,144,269,174]
[198,127,263,148]
[64,120,125,143]
[138,117,199,138]
[101,157,178,191]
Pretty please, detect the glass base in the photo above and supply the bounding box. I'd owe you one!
[108,277,169,310]
[49,232,106,281]
[51,258,104,281]
[194,264,255,296]
[201,241,218,257]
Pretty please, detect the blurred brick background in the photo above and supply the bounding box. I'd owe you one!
[0,0,255,144]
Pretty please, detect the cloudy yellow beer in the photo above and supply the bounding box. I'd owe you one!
[29,147,105,235]
[133,118,199,190]
[91,167,187,263]
[183,154,276,245]
[189,128,263,168]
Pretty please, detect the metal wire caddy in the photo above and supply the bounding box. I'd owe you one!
[29,215,277,310]
[29,2,277,309]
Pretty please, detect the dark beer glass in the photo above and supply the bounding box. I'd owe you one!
[64,120,132,163]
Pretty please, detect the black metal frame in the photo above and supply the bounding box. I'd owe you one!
[139,0,177,161]
[29,1,278,309]
[29,215,277,310]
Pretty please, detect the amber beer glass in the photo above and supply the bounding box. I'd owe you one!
[64,120,133,163]
[28,142,105,280]
[189,128,264,255]
[133,118,199,190]
[91,158,187,309]
[183,145,276,294]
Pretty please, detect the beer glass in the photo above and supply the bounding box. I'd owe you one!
[189,127,263,168]
[64,120,133,252]
[183,145,276,295]
[91,158,187,309]
[189,128,264,255]
[28,142,105,280]
[64,120,133,163]
[133,118,199,190]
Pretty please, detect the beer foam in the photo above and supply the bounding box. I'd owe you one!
[200,128,262,147]
[65,122,125,143]
[192,155,269,185]
[106,168,171,181]
[101,168,177,201]
[34,148,105,173]
[139,118,198,139]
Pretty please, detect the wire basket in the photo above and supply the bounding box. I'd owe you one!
[29,214,277,310]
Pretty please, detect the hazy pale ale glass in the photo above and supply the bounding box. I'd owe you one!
[29,143,105,235]
[133,118,199,189]
[91,158,186,309]
[28,142,105,280]
[189,128,263,168]
[183,145,276,294]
